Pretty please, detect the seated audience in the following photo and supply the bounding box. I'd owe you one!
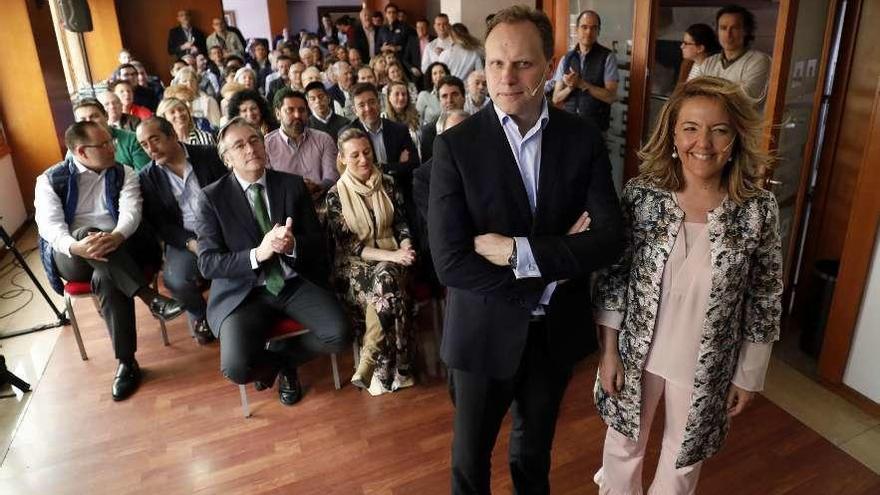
[156,97,217,146]
[300,66,323,87]
[463,69,489,114]
[383,59,418,104]
[265,55,294,104]
[689,5,771,107]
[72,98,151,171]
[136,117,227,344]
[219,82,247,125]
[35,121,183,401]
[382,81,422,160]
[288,61,306,91]
[416,62,450,126]
[368,55,389,89]
[305,81,350,141]
[195,117,350,406]
[327,61,356,119]
[113,80,153,120]
[194,53,221,98]
[347,47,364,70]
[173,67,222,127]
[419,75,465,162]
[99,91,141,133]
[226,89,278,134]
[246,39,274,93]
[117,62,160,111]
[265,88,340,200]
[325,128,415,395]
[234,67,258,91]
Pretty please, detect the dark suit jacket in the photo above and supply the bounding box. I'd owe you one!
[327,84,345,107]
[419,122,437,162]
[412,158,432,253]
[428,105,623,379]
[167,26,207,57]
[195,170,326,334]
[308,113,350,141]
[349,26,371,61]
[139,144,227,249]
[344,118,418,188]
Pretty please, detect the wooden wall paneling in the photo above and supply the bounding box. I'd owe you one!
[81,0,124,81]
[624,0,657,180]
[793,0,878,332]
[761,0,798,158]
[818,79,880,382]
[0,0,70,211]
[267,0,288,39]
[114,0,223,84]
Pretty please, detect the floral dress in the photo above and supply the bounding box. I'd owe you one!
[325,174,415,391]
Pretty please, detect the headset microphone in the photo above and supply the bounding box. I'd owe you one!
[528,72,547,97]
[721,136,736,153]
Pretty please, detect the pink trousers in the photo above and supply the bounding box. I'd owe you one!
[594,371,703,495]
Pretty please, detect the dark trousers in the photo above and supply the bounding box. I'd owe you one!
[162,244,206,327]
[449,322,573,495]
[53,227,152,361]
[219,276,351,384]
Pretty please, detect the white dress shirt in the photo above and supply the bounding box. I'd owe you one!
[421,37,454,72]
[35,159,142,257]
[493,101,556,313]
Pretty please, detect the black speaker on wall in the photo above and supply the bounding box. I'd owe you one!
[59,0,94,33]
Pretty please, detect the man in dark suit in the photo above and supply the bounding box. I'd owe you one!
[419,75,466,162]
[195,117,350,406]
[136,117,227,345]
[428,7,623,494]
[167,10,207,58]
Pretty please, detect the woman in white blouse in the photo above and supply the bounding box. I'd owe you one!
[415,62,449,126]
[442,23,483,81]
[592,76,782,495]
[172,67,221,127]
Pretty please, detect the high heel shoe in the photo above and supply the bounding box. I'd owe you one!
[351,359,375,390]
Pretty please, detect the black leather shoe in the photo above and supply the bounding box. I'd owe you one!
[149,295,184,321]
[112,359,141,401]
[253,364,279,392]
[193,319,215,345]
[278,367,303,406]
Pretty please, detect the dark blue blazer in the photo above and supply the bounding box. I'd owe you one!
[195,170,326,335]
[344,118,418,185]
[139,144,227,249]
[428,105,624,379]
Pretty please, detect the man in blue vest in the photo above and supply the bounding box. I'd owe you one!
[35,121,184,401]
[551,10,619,133]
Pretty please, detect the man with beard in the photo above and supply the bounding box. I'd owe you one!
[264,88,339,201]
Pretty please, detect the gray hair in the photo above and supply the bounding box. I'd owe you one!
[437,109,471,134]
[216,116,262,161]
[332,60,351,78]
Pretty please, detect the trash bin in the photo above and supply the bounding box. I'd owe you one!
[799,259,839,357]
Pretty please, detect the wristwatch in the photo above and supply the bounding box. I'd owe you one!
[508,241,518,268]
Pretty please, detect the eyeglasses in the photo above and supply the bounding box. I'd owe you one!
[681,41,697,47]
[81,140,115,151]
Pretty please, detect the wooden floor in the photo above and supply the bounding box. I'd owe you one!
[0,299,878,495]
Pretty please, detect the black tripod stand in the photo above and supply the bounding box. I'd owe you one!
[1,221,69,395]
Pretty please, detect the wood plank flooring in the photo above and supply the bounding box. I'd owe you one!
[0,298,877,494]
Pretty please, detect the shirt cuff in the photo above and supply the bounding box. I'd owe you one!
[285,244,297,258]
[512,237,541,279]
[594,309,624,331]
[731,341,774,392]
[249,248,259,270]
[56,235,76,258]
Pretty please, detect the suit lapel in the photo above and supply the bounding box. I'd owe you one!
[484,108,533,227]
[224,174,261,242]
[153,163,183,218]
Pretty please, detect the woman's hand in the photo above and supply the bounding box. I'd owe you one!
[390,245,416,266]
[598,348,625,397]
[726,384,755,417]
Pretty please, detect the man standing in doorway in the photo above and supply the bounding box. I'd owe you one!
[429,6,623,494]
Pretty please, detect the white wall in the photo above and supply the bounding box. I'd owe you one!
[0,154,27,235]
[440,0,535,41]
[843,233,880,403]
[223,0,272,41]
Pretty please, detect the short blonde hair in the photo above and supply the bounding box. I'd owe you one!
[162,84,195,102]
[335,127,373,175]
[638,76,772,203]
[156,97,194,133]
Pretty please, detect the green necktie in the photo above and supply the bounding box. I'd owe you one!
[246,183,285,295]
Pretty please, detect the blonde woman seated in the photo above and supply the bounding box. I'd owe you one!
[156,97,216,146]
[368,55,389,90]
[233,66,257,91]
[592,76,782,494]
[219,82,247,125]
[382,81,422,161]
[172,66,222,127]
[326,128,416,395]
[382,60,418,105]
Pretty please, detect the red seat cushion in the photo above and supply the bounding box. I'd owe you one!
[269,319,307,339]
[63,280,93,296]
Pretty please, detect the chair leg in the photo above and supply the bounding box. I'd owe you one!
[330,353,341,390]
[66,294,88,361]
[239,384,251,418]
[153,274,170,346]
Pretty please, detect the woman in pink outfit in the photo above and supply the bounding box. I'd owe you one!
[592,76,783,495]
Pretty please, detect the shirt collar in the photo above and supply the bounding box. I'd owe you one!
[71,157,102,176]
[281,127,309,146]
[233,169,267,192]
[361,118,384,135]
[493,99,550,139]
[313,109,333,123]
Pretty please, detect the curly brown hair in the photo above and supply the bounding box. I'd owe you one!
[638,76,773,203]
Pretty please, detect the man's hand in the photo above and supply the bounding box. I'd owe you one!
[568,211,591,234]
[399,148,411,163]
[186,238,199,254]
[474,233,514,266]
[71,231,124,262]
[270,217,296,255]
[562,67,582,89]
